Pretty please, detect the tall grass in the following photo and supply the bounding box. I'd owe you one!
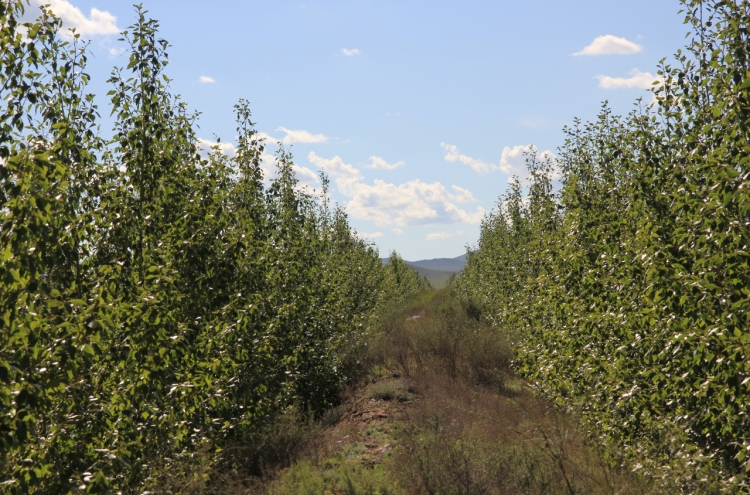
[172,290,658,494]
[374,290,653,495]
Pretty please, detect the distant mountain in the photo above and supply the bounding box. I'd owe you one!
[380,254,467,289]
[407,254,467,273]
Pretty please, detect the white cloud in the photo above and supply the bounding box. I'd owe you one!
[108,47,125,58]
[31,0,119,36]
[196,138,317,187]
[199,75,216,84]
[308,152,361,179]
[451,185,477,203]
[441,142,555,180]
[426,232,451,240]
[256,132,279,145]
[499,145,531,175]
[440,142,497,174]
[292,164,320,186]
[342,48,360,56]
[308,152,485,227]
[426,230,463,240]
[259,152,278,182]
[197,138,237,158]
[261,127,328,145]
[279,127,328,144]
[258,154,320,188]
[367,156,405,170]
[500,145,558,182]
[392,228,403,235]
[573,35,642,56]
[345,179,486,227]
[356,231,384,239]
[595,69,662,89]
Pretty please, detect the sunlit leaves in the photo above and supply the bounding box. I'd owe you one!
[457,1,750,491]
[0,4,426,493]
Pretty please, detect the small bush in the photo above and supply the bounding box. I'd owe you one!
[269,456,402,495]
[377,290,512,390]
[321,404,348,427]
[214,407,321,481]
[367,380,413,403]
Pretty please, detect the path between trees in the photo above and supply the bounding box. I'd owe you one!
[212,293,655,494]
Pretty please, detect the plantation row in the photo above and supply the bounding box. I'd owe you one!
[456,0,750,491]
[0,3,429,493]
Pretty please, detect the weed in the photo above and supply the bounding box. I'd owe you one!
[322,404,349,427]
[269,456,402,495]
[367,380,413,403]
[363,426,387,439]
[185,290,656,494]
[376,288,512,391]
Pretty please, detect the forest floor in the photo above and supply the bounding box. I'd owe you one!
[203,292,656,495]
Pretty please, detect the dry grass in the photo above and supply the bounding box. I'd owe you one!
[168,290,658,494]
[371,289,655,494]
[394,374,652,494]
[370,291,511,389]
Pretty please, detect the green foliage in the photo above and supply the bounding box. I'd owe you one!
[380,251,432,309]
[269,457,401,495]
[457,1,750,491]
[0,3,428,492]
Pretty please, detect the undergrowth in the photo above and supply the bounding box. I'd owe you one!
[192,290,656,495]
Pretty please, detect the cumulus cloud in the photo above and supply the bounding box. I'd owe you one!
[256,153,320,189]
[197,138,237,158]
[440,143,497,174]
[308,152,485,227]
[573,35,642,56]
[344,179,486,227]
[260,127,329,145]
[279,127,328,144]
[367,156,405,170]
[441,142,556,181]
[499,145,531,175]
[199,75,216,84]
[256,132,279,145]
[342,48,360,56]
[451,185,477,203]
[596,69,662,89]
[500,145,558,182]
[197,138,317,187]
[308,152,361,180]
[31,0,119,36]
[292,164,320,186]
[258,152,279,181]
[108,47,125,58]
[426,230,463,240]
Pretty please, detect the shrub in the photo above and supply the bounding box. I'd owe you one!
[375,290,512,390]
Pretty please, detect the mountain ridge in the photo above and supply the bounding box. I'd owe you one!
[381,254,467,288]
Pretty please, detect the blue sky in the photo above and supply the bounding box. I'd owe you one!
[31,0,690,260]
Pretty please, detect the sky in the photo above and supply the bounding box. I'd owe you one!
[25,0,691,260]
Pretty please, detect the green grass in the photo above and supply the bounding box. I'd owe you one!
[269,456,402,495]
[366,380,414,403]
